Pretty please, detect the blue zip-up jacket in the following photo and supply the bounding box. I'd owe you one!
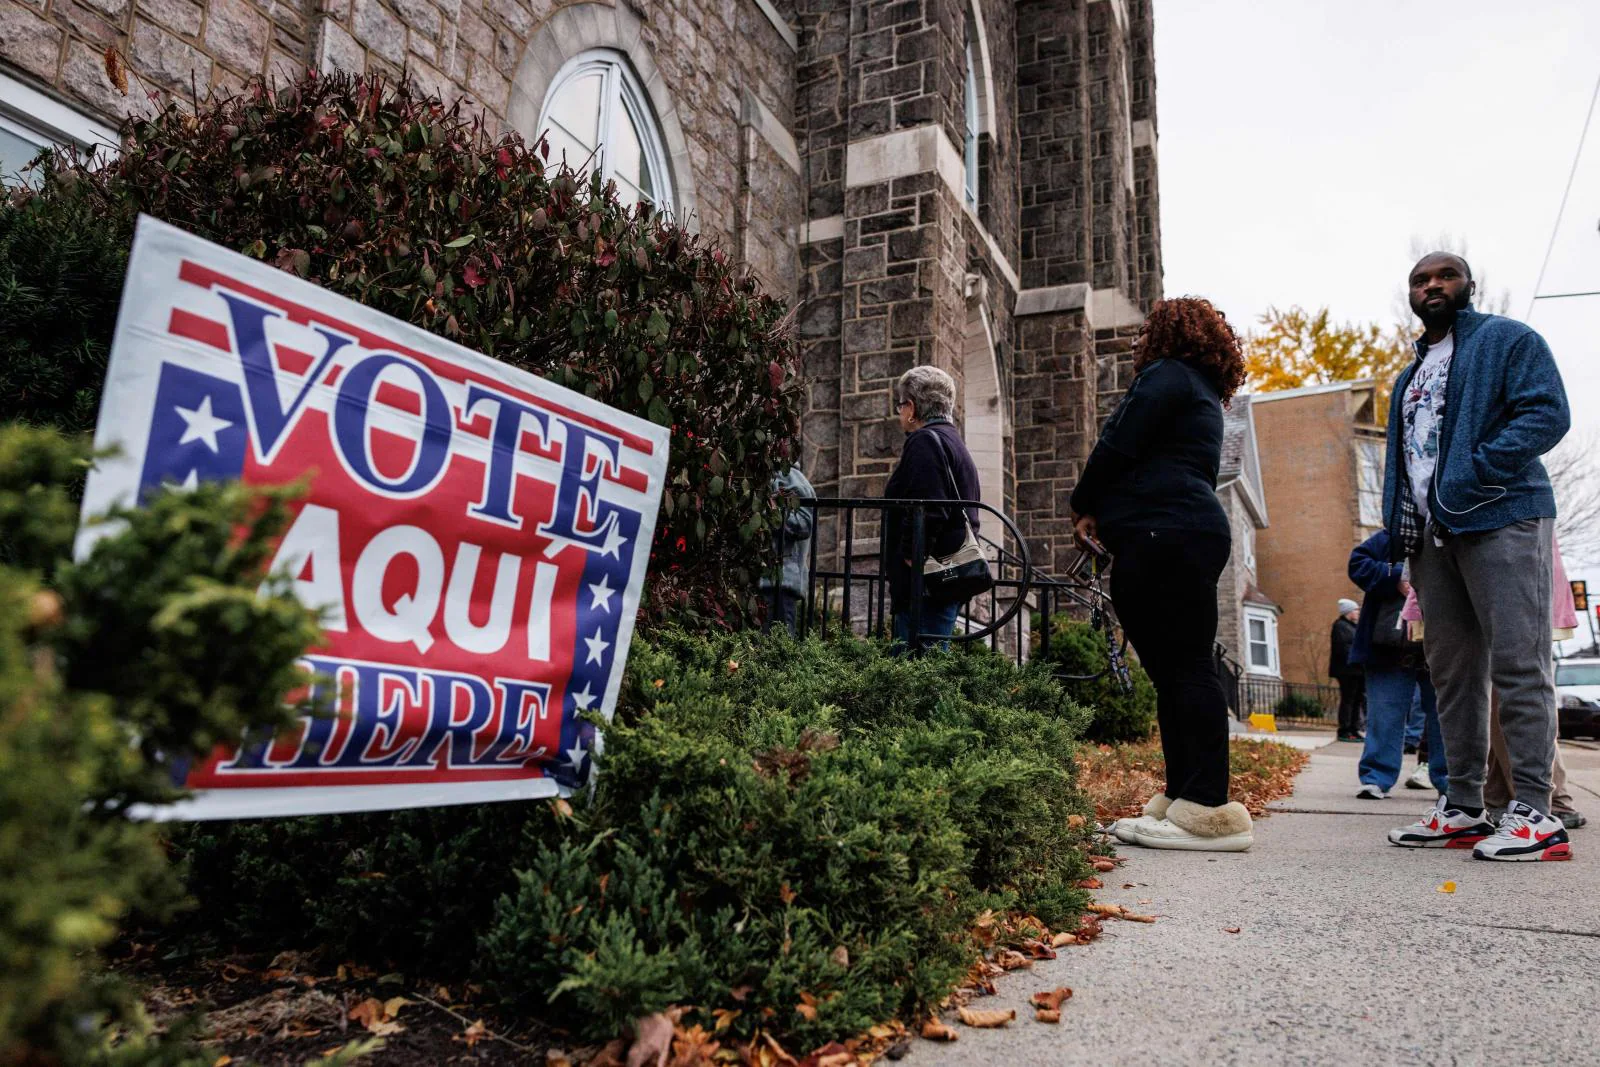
[1381,307,1569,554]
[1346,530,1405,667]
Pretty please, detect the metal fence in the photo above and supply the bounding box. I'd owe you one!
[770,497,1124,680]
[1223,667,1342,729]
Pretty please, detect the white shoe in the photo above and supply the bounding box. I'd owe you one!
[1356,783,1389,800]
[1124,799,1253,852]
[1112,793,1173,844]
[1404,763,1432,790]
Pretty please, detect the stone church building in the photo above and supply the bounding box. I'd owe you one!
[1,0,1162,577]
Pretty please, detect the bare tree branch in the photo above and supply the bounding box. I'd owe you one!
[1547,432,1600,568]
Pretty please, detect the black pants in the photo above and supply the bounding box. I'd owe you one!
[1110,529,1232,808]
[1336,676,1365,736]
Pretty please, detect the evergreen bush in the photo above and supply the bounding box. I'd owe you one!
[1039,617,1158,743]
[0,425,324,1064]
[175,632,1098,1048]
[0,71,801,626]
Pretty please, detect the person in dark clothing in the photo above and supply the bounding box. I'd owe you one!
[1347,530,1446,799]
[1330,599,1365,741]
[1073,296,1253,853]
[883,365,981,649]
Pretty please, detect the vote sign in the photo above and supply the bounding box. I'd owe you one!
[77,217,670,820]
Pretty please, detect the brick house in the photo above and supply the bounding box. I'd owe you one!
[2,0,1162,577]
[1215,394,1278,678]
[1250,379,1387,686]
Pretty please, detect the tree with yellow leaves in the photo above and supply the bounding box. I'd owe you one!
[1243,306,1414,420]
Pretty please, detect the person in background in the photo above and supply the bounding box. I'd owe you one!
[883,365,980,650]
[1330,598,1365,741]
[1381,251,1571,860]
[1073,296,1253,853]
[1348,530,1446,798]
[1403,687,1435,791]
[761,464,815,636]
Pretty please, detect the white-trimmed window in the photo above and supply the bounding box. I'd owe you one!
[1355,438,1385,529]
[537,50,673,212]
[962,36,979,210]
[0,71,118,188]
[1244,607,1280,677]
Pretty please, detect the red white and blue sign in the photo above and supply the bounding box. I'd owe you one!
[77,216,670,820]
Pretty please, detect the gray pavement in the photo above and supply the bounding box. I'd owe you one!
[910,737,1600,1067]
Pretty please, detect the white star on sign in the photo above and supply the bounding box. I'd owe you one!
[562,744,588,770]
[571,682,597,710]
[583,627,611,665]
[600,523,628,560]
[175,395,232,452]
[588,574,617,613]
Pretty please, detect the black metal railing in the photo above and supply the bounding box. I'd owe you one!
[1228,673,1342,729]
[766,497,1124,678]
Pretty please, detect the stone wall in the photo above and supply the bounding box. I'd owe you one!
[0,0,801,296]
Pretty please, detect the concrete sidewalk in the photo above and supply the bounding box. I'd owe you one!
[910,738,1600,1067]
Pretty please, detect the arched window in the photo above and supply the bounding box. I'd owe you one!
[538,50,674,212]
[963,36,979,210]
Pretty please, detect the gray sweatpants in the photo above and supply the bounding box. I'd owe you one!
[1412,517,1557,814]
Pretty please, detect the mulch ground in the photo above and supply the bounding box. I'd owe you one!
[110,937,558,1066]
[1076,736,1309,822]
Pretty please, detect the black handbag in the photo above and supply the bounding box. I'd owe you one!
[920,431,995,603]
[1369,593,1416,652]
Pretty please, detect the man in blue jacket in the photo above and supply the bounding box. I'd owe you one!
[1382,252,1572,861]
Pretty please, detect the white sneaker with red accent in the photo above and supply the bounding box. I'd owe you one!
[1387,805,1495,849]
[1472,801,1573,862]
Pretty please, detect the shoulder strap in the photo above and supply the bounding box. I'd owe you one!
[922,428,972,531]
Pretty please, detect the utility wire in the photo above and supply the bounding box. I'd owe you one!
[1527,66,1600,320]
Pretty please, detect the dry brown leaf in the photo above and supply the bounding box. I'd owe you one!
[1223,926,1242,935]
[1034,1009,1061,1024]
[795,1003,818,1022]
[1086,903,1126,918]
[553,798,575,818]
[956,1007,1015,1029]
[1066,814,1086,830]
[711,1008,741,1033]
[1076,877,1103,889]
[1029,987,1073,1011]
[347,998,384,1030]
[381,996,409,1017]
[545,1050,573,1067]
[993,949,1031,971]
[1049,932,1078,948]
[729,985,753,1003]
[626,1011,676,1067]
[1121,912,1157,924]
[102,46,128,95]
[920,1019,959,1042]
[1091,858,1117,872]
[830,945,850,969]
[779,884,797,906]
[212,1057,233,1067]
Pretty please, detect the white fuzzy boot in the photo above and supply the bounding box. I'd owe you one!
[1112,793,1173,844]
[1126,798,1254,852]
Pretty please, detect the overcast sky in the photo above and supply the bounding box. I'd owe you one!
[1153,1,1600,612]
[1154,0,1600,404]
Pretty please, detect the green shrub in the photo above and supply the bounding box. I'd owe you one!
[1274,691,1325,719]
[1038,617,1158,743]
[174,632,1098,1048]
[481,632,1096,1045]
[1,72,800,626]
[0,425,324,1065]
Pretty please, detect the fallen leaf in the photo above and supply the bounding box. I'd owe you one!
[626,1012,676,1067]
[729,985,753,1002]
[553,798,574,818]
[1029,987,1073,1012]
[779,884,797,906]
[347,998,384,1029]
[1035,1009,1061,1024]
[213,1057,233,1067]
[1438,881,1457,894]
[1086,903,1126,917]
[1223,926,1242,935]
[546,1050,573,1067]
[1091,858,1117,872]
[831,945,850,969]
[994,949,1031,971]
[382,996,409,1018]
[1067,814,1086,830]
[1121,911,1157,924]
[1049,932,1078,948]
[795,1003,818,1022]
[1077,877,1103,889]
[957,1007,1015,1029]
[712,1008,741,1032]
[1137,898,1153,905]
[920,1019,959,1042]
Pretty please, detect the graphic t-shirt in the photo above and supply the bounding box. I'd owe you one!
[1401,331,1455,523]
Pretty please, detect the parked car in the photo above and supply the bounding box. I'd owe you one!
[1555,658,1600,740]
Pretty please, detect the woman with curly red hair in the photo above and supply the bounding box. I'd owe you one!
[1070,296,1253,852]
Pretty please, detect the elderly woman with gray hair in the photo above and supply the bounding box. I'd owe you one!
[883,365,982,647]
